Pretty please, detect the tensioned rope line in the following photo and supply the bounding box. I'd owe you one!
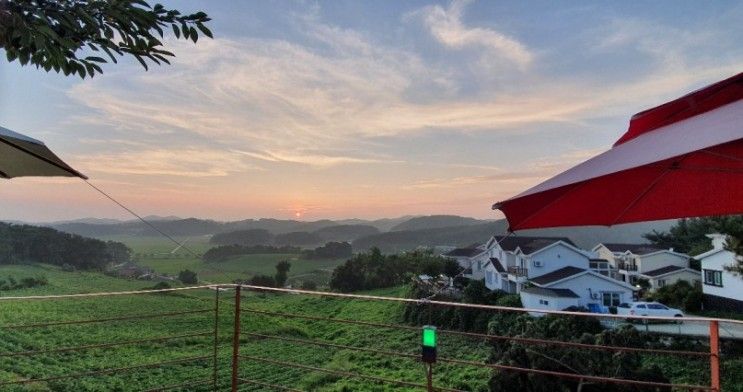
[83,179,198,257]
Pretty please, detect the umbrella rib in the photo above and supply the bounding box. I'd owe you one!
[0,137,87,179]
[609,157,685,226]
[699,149,743,163]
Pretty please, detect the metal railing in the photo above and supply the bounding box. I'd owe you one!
[0,283,740,391]
[507,266,528,276]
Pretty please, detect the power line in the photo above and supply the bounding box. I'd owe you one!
[83,179,199,257]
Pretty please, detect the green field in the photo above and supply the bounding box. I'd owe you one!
[0,263,491,391]
[120,236,346,286]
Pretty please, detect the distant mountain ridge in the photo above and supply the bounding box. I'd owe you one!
[18,215,676,253]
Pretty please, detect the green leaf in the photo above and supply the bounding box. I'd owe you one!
[133,54,149,70]
[196,23,213,39]
[85,56,107,63]
[190,27,198,42]
[172,24,180,38]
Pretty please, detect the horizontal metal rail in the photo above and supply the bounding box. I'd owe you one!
[0,355,212,386]
[0,331,213,358]
[237,377,303,391]
[239,354,466,392]
[438,356,714,391]
[236,284,743,324]
[142,378,213,391]
[243,307,708,358]
[1,283,740,325]
[245,332,711,391]
[1,308,213,330]
[0,284,220,301]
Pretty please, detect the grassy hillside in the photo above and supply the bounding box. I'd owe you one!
[119,236,346,286]
[0,264,491,391]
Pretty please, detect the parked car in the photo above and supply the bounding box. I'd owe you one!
[617,301,684,323]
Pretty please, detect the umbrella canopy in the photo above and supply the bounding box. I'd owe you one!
[493,72,743,231]
[0,126,87,179]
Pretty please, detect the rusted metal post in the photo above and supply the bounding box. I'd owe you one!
[212,286,220,391]
[426,363,433,392]
[231,285,242,392]
[710,320,720,392]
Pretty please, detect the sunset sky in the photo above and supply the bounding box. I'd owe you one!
[1,0,742,222]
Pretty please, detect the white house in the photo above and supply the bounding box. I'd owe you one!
[521,266,638,314]
[443,245,486,279]
[481,236,595,294]
[593,243,691,287]
[697,234,743,312]
[638,265,700,290]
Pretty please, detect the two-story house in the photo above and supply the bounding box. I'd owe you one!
[480,235,594,293]
[697,234,743,312]
[592,243,693,288]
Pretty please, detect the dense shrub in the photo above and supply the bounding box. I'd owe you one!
[646,280,702,312]
[0,275,48,290]
[177,269,198,284]
[488,315,669,391]
[0,222,130,270]
[249,274,276,287]
[202,244,300,262]
[274,260,291,287]
[303,242,353,259]
[329,248,451,292]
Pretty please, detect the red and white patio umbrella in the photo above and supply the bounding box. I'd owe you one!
[493,72,743,231]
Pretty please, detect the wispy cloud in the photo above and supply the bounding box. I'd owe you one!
[73,149,257,177]
[414,0,534,70]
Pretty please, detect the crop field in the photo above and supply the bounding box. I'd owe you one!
[0,264,492,391]
[111,236,346,286]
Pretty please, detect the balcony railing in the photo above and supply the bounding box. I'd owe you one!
[508,266,529,277]
[0,283,739,391]
[618,263,639,271]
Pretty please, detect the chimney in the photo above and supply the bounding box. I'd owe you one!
[706,233,727,251]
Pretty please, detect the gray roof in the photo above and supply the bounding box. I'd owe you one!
[642,265,689,277]
[601,243,664,255]
[489,257,505,273]
[530,266,585,285]
[521,286,580,298]
[493,235,577,254]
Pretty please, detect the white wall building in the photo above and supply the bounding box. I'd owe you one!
[593,243,691,287]
[638,265,700,290]
[521,266,637,314]
[697,234,743,312]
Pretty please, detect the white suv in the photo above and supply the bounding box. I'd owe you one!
[617,301,684,321]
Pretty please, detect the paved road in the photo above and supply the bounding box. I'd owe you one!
[603,319,743,340]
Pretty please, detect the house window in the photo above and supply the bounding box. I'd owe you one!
[539,299,549,305]
[602,292,621,307]
[703,269,723,287]
[657,279,666,287]
[486,271,493,285]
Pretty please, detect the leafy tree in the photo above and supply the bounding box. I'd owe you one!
[177,269,197,284]
[303,241,353,259]
[274,260,291,287]
[0,0,212,78]
[248,274,275,287]
[644,215,743,273]
[647,280,702,312]
[488,315,669,391]
[442,259,464,278]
